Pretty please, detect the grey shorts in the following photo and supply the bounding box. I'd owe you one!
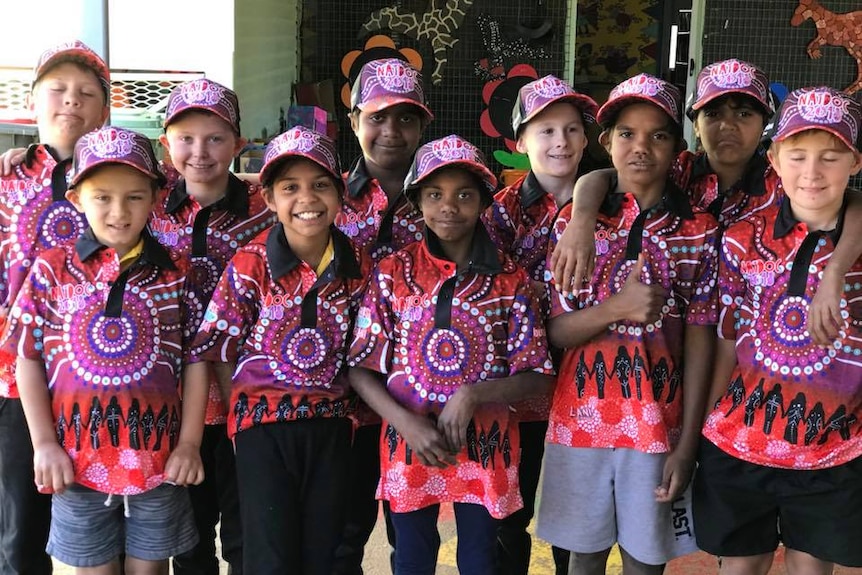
[536,444,698,565]
[48,483,198,567]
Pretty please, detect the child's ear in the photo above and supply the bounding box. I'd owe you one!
[158,133,170,152]
[262,187,277,212]
[850,152,862,176]
[598,130,612,153]
[348,111,360,134]
[515,135,528,155]
[233,136,248,158]
[765,146,782,177]
[65,189,84,212]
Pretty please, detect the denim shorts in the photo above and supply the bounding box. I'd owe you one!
[47,482,198,567]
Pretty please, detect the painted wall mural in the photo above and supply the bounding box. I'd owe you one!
[791,0,862,94]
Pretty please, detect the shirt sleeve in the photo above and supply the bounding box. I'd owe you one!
[545,207,580,319]
[1,257,50,361]
[684,218,720,326]
[717,226,748,340]
[481,191,518,255]
[505,269,556,377]
[348,262,395,375]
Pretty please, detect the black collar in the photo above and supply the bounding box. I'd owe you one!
[345,156,372,199]
[164,173,250,216]
[265,223,362,281]
[690,150,769,197]
[773,194,846,242]
[519,171,549,209]
[599,177,694,220]
[75,228,177,270]
[424,221,503,275]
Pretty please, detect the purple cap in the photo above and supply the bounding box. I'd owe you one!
[596,73,682,128]
[404,135,497,203]
[772,87,860,154]
[259,126,344,191]
[164,78,241,134]
[512,75,599,136]
[69,127,166,189]
[686,59,773,120]
[350,58,433,121]
[33,40,110,100]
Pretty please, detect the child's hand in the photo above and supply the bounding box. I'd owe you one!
[0,147,27,176]
[614,254,667,324]
[33,442,74,494]
[437,386,477,453]
[655,449,695,503]
[808,269,844,347]
[550,217,596,298]
[164,442,204,486]
[399,413,457,469]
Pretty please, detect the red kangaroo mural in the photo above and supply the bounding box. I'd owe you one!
[791,0,862,94]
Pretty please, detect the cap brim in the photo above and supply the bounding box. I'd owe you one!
[34,50,110,97]
[259,154,346,194]
[405,159,498,204]
[687,89,773,120]
[355,98,434,121]
[70,159,166,190]
[597,95,679,128]
[523,94,599,126]
[163,106,240,134]
[772,125,858,154]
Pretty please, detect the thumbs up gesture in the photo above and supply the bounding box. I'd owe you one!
[614,254,667,324]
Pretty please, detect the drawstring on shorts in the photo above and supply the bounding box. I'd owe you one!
[103,493,131,517]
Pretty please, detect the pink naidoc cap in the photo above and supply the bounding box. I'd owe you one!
[33,40,111,100]
[404,135,498,203]
[686,59,773,120]
[512,75,599,136]
[259,126,344,192]
[596,73,682,128]
[772,87,861,154]
[350,58,434,121]
[164,78,241,134]
[69,127,166,188]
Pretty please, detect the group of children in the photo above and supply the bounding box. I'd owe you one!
[0,38,860,575]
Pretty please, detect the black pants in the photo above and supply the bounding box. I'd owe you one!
[0,398,52,575]
[235,418,352,575]
[173,424,242,575]
[497,420,570,575]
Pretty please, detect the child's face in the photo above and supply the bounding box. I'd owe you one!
[417,169,483,248]
[694,97,766,170]
[264,159,341,246]
[601,103,678,190]
[29,62,109,152]
[67,165,157,258]
[516,102,588,180]
[350,104,424,174]
[159,111,246,192]
[768,131,862,223]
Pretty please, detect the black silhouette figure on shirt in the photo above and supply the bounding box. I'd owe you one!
[666,368,682,404]
[252,395,270,426]
[56,404,67,446]
[234,392,250,433]
[743,379,765,427]
[762,384,784,435]
[153,404,169,451]
[315,398,332,417]
[487,421,501,469]
[466,419,478,461]
[478,427,490,468]
[87,397,103,450]
[502,431,512,468]
[168,406,179,451]
[127,399,141,450]
[818,405,857,445]
[724,375,746,417]
[386,423,399,462]
[295,396,312,419]
[784,393,806,445]
[575,350,589,398]
[804,402,825,446]
[142,404,155,449]
[275,394,294,421]
[105,396,123,447]
[332,399,346,418]
[592,350,608,399]
[70,402,83,451]
[614,346,633,399]
[633,347,645,401]
[651,357,669,402]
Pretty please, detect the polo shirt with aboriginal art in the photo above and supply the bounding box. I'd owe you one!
[1,230,189,495]
[671,149,781,228]
[546,182,719,453]
[0,144,87,398]
[703,196,862,469]
[150,174,275,424]
[482,171,560,422]
[336,157,424,263]
[348,224,555,519]
[189,224,369,439]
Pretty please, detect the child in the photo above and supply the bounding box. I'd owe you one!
[0,40,110,575]
[536,75,719,574]
[1,126,205,574]
[335,57,433,573]
[481,74,598,575]
[153,77,275,575]
[695,87,862,574]
[189,126,368,575]
[550,59,862,348]
[348,135,555,575]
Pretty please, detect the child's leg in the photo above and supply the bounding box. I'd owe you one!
[782,550,833,575]
[618,547,664,575]
[211,424,242,572]
[389,504,441,575]
[75,559,122,575]
[716,554,773,575]
[567,548,612,575]
[122,557,168,575]
[453,503,498,575]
